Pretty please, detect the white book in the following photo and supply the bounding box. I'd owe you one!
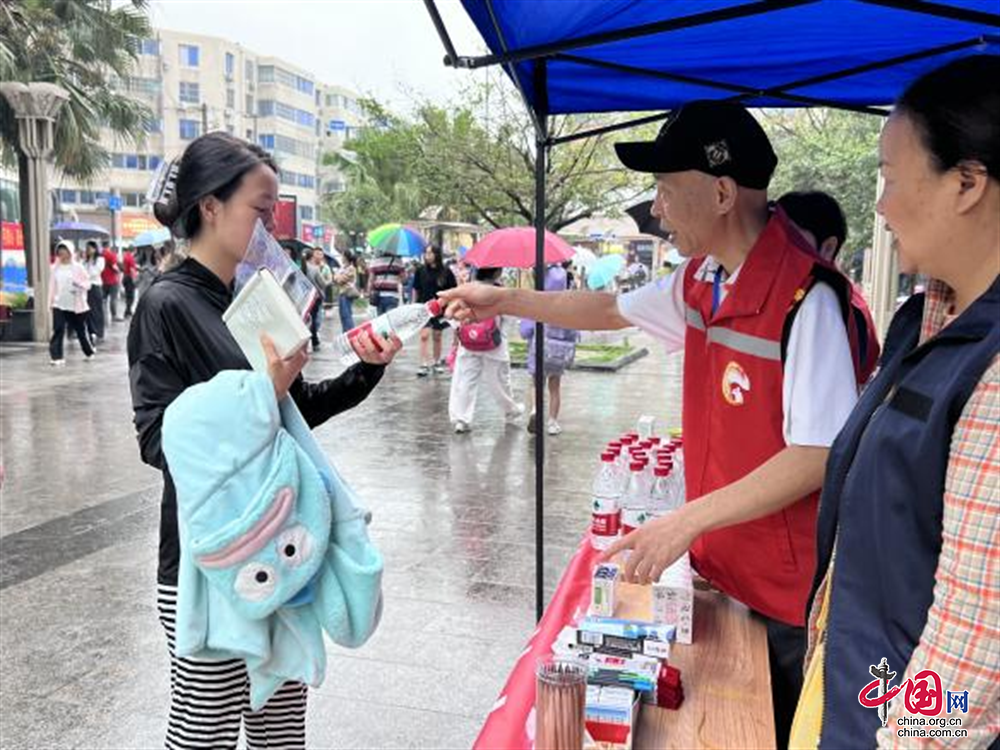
[223,268,310,373]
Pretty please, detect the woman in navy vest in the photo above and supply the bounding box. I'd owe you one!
[791,55,1000,749]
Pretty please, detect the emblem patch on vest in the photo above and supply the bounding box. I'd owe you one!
[722,361,750,406]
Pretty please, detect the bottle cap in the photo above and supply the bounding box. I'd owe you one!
[601,452,616,462]
[648,436,662,446]
[426,299,444,317]
[629,461,645,472]
[654,465,670,477]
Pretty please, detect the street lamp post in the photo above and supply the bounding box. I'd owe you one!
[0,82,70,343]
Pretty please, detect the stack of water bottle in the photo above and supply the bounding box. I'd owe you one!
[591,431,686,552]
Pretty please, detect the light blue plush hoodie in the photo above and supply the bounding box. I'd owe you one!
[162,370,383,709]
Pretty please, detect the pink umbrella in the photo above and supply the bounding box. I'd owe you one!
[465,227,575,269]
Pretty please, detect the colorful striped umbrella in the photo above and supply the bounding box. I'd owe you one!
[367,223,428,257]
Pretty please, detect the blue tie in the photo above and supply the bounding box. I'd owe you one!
[711,266,724,316]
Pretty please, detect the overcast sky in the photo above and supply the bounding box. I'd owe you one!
[149,0,489,111]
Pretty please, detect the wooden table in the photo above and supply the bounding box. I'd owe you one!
[472,539,775,750]
[617,580,776,749]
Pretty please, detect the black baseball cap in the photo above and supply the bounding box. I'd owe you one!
[615,100,777,189]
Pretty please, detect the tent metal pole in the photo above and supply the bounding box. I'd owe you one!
[751,35,994,94]
[550,111,674,147]
[421,0,461,67]
[552,53,889,116]
[450,0,817,70]
[533,60,549,624]
[484,0,544,137]
[856,0,1000,26]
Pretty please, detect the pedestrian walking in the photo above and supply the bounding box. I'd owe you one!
[448,267,524,433]
[83,240,105,342]
[49,243,95,365]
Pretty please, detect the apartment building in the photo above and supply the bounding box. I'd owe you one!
[48,28,365,247]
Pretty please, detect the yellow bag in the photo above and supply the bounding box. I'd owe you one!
[790,576,832,750]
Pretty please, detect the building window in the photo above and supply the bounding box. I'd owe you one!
[179,81,200,104]
[79,190,95,205]
[123,192,145,208]
[245,94,254,114]
[141,38,160,56]
[124,77,160,96]
[246,129,254,140]
[112,153,125,169]
[125,154,139,170]
[299,205,314,221]
[225,52,234,77]
[60,189,78,204]
[179,44,199,67]
[258,65,275,83]
[245,59,254,82]
[149,155,162,170]
[226,89,235,109]
[142,117,162,134]
[179,119,200,140]
[259,134,275,150]
[258,100,274,116]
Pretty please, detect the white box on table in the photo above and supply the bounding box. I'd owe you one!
[652,553,694,645]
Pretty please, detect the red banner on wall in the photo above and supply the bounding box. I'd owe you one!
[1,221,24,251]
[273,195,298,241]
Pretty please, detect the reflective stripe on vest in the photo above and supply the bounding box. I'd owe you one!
[685,305,782,361]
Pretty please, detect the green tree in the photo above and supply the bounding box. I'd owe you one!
[761,108,882,263]
[414,75,653,230]
[321,99,426,236]
[321,75,654,236]
[1,0,153,253]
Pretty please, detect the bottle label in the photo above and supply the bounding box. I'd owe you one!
[346,319,391,350]
[592,510,621,537]
[592,495,619,514]
[622,508,649,531]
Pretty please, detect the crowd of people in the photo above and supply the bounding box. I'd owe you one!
[109,53,997,750]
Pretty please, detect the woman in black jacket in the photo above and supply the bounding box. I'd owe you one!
[128,132,400,749]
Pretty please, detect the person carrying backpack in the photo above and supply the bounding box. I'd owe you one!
[448,267,524,433]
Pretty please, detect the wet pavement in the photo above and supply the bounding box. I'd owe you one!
[0,310,681,749]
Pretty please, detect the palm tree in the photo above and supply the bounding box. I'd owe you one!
[1,0,153,254]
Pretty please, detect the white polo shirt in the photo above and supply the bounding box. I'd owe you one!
[617,258,859,447]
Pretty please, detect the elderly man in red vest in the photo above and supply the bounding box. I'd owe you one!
[440,100,873,748]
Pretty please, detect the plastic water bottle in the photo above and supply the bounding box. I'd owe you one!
[621,461,652,535]
[591,452,622,551]
[333,299,444,365]
[649,463,681,518]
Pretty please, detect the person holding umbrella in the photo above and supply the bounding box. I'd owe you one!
[441,100,873,748]
[448,266,524,433]
[366,224,426,316]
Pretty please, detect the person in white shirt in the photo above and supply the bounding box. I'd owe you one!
[442,100,864,749]
[448,267,525,433]
[49,243,95,365]
[83,240,106,342]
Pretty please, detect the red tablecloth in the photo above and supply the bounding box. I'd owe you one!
[474,536,600,750]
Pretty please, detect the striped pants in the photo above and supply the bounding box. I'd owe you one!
[157,584,307,749]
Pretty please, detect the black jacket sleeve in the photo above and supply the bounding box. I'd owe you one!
[129,349,188,470]
[290,362,386,428]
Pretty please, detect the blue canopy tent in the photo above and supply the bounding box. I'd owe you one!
[422,0,1000,620]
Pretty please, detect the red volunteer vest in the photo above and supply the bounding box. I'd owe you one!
[681,210,860,626]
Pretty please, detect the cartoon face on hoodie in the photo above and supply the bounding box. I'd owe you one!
[163,371,330,620]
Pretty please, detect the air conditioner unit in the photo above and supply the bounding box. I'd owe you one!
[224,72,234,82]
[224,108,234,119]
[247,82,255,91]
[161,61,170,72]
